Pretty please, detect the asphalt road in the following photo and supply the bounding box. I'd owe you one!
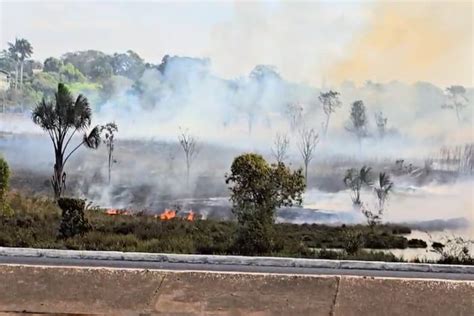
[1,255,473,280]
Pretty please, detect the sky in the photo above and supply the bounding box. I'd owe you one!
[0,0,472,87]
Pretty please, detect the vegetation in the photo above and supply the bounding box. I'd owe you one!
[362,172,394,226]
[298,127,319,185]
[319,90,342,136]
[442,85,469,123]
[225,154,305,255]
[0,192,470,264]
[0,157,11,215]
[346,100,368,148]
[31,83,102,198]
[178,128,199,187]
[58,197,90,238]
[343,166,372,206]
[100,122,118,184]
[271,133,290,164]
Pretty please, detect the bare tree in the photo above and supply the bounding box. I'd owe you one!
[271,133,290,164]
[442,85,469,123]
[100,122,118,184]
[374,111,388,138]
[298,127,319,185]
[319,90,342,136]
[286,102,303,131]
[178,128,199,187]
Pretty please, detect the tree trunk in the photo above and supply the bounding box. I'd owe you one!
[455,106,461,123]
[186,158,190,189]
[52,150,65,199]
[304,162,308,186]
[20,61,24,89]
[14,63,19,90]
[108,149,112,184]
[324,114,330,136]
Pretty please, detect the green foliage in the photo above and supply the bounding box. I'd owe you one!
[2,192,470,265]
[58,197,90,238]
[225,153,305,255]
[346,100,368,140]
[30,72,59,97]
[62,50,113,82]
[111,50,145,81]
[407,238,428,248]
[0,157,12,215]
[32,83,100,198]
[44,57,63,73]
[343,166,372,205]
[59,63,86,82]
[342,229,364,255]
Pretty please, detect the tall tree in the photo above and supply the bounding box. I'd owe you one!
[442,85,469,123]
[286,102,303,132]
[9,38,33,89]
[7,42,19,89]
[225,153,305,255]
[298,127,319,185]
[319,90,342,136]
[346,100,368,149]
[374,111,388,138]
[100,122,118,184]
[178,128,199,187]
[32,83,101,198]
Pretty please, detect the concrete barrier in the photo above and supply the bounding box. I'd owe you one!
[0,265,472,315]
[0,246,473,274]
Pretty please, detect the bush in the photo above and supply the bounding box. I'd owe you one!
[0,157,12,215]
[232,216,274,255]
[407,238,427,248]
[58,198,90,239]
[364,232,408,249]
[342,229,364,255]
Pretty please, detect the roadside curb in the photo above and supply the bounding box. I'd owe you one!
[0,246,473,274]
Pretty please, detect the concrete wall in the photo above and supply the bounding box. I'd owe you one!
[0,265,472,315]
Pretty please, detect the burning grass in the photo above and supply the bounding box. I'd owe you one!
[0,192,469,264]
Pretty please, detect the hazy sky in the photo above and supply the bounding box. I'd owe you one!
[1,0,472,87]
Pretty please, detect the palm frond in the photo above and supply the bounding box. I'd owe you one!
[83,126,101,149]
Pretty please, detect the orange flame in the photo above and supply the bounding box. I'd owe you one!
[160,209,177,220]
[105,208,130,216]
[186,210,195,221]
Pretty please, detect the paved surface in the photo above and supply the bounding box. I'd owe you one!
[0,264,472,315]
[0,255,473,280]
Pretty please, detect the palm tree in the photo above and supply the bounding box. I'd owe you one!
[7,42,19,89]
[32,83,101,199]
[374,172,393,212]
[15,38,33,88]
[343,166,373,206]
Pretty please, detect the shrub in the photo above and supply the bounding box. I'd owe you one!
[58,198,90,239]
[433,237,473,265]
[342,229,364,255]
[407,238,427,248]
[0,157,12,215]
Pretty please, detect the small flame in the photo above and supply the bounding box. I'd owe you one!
[160,209,177,220]
[187,210,195,221]
[105,208,130,216]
